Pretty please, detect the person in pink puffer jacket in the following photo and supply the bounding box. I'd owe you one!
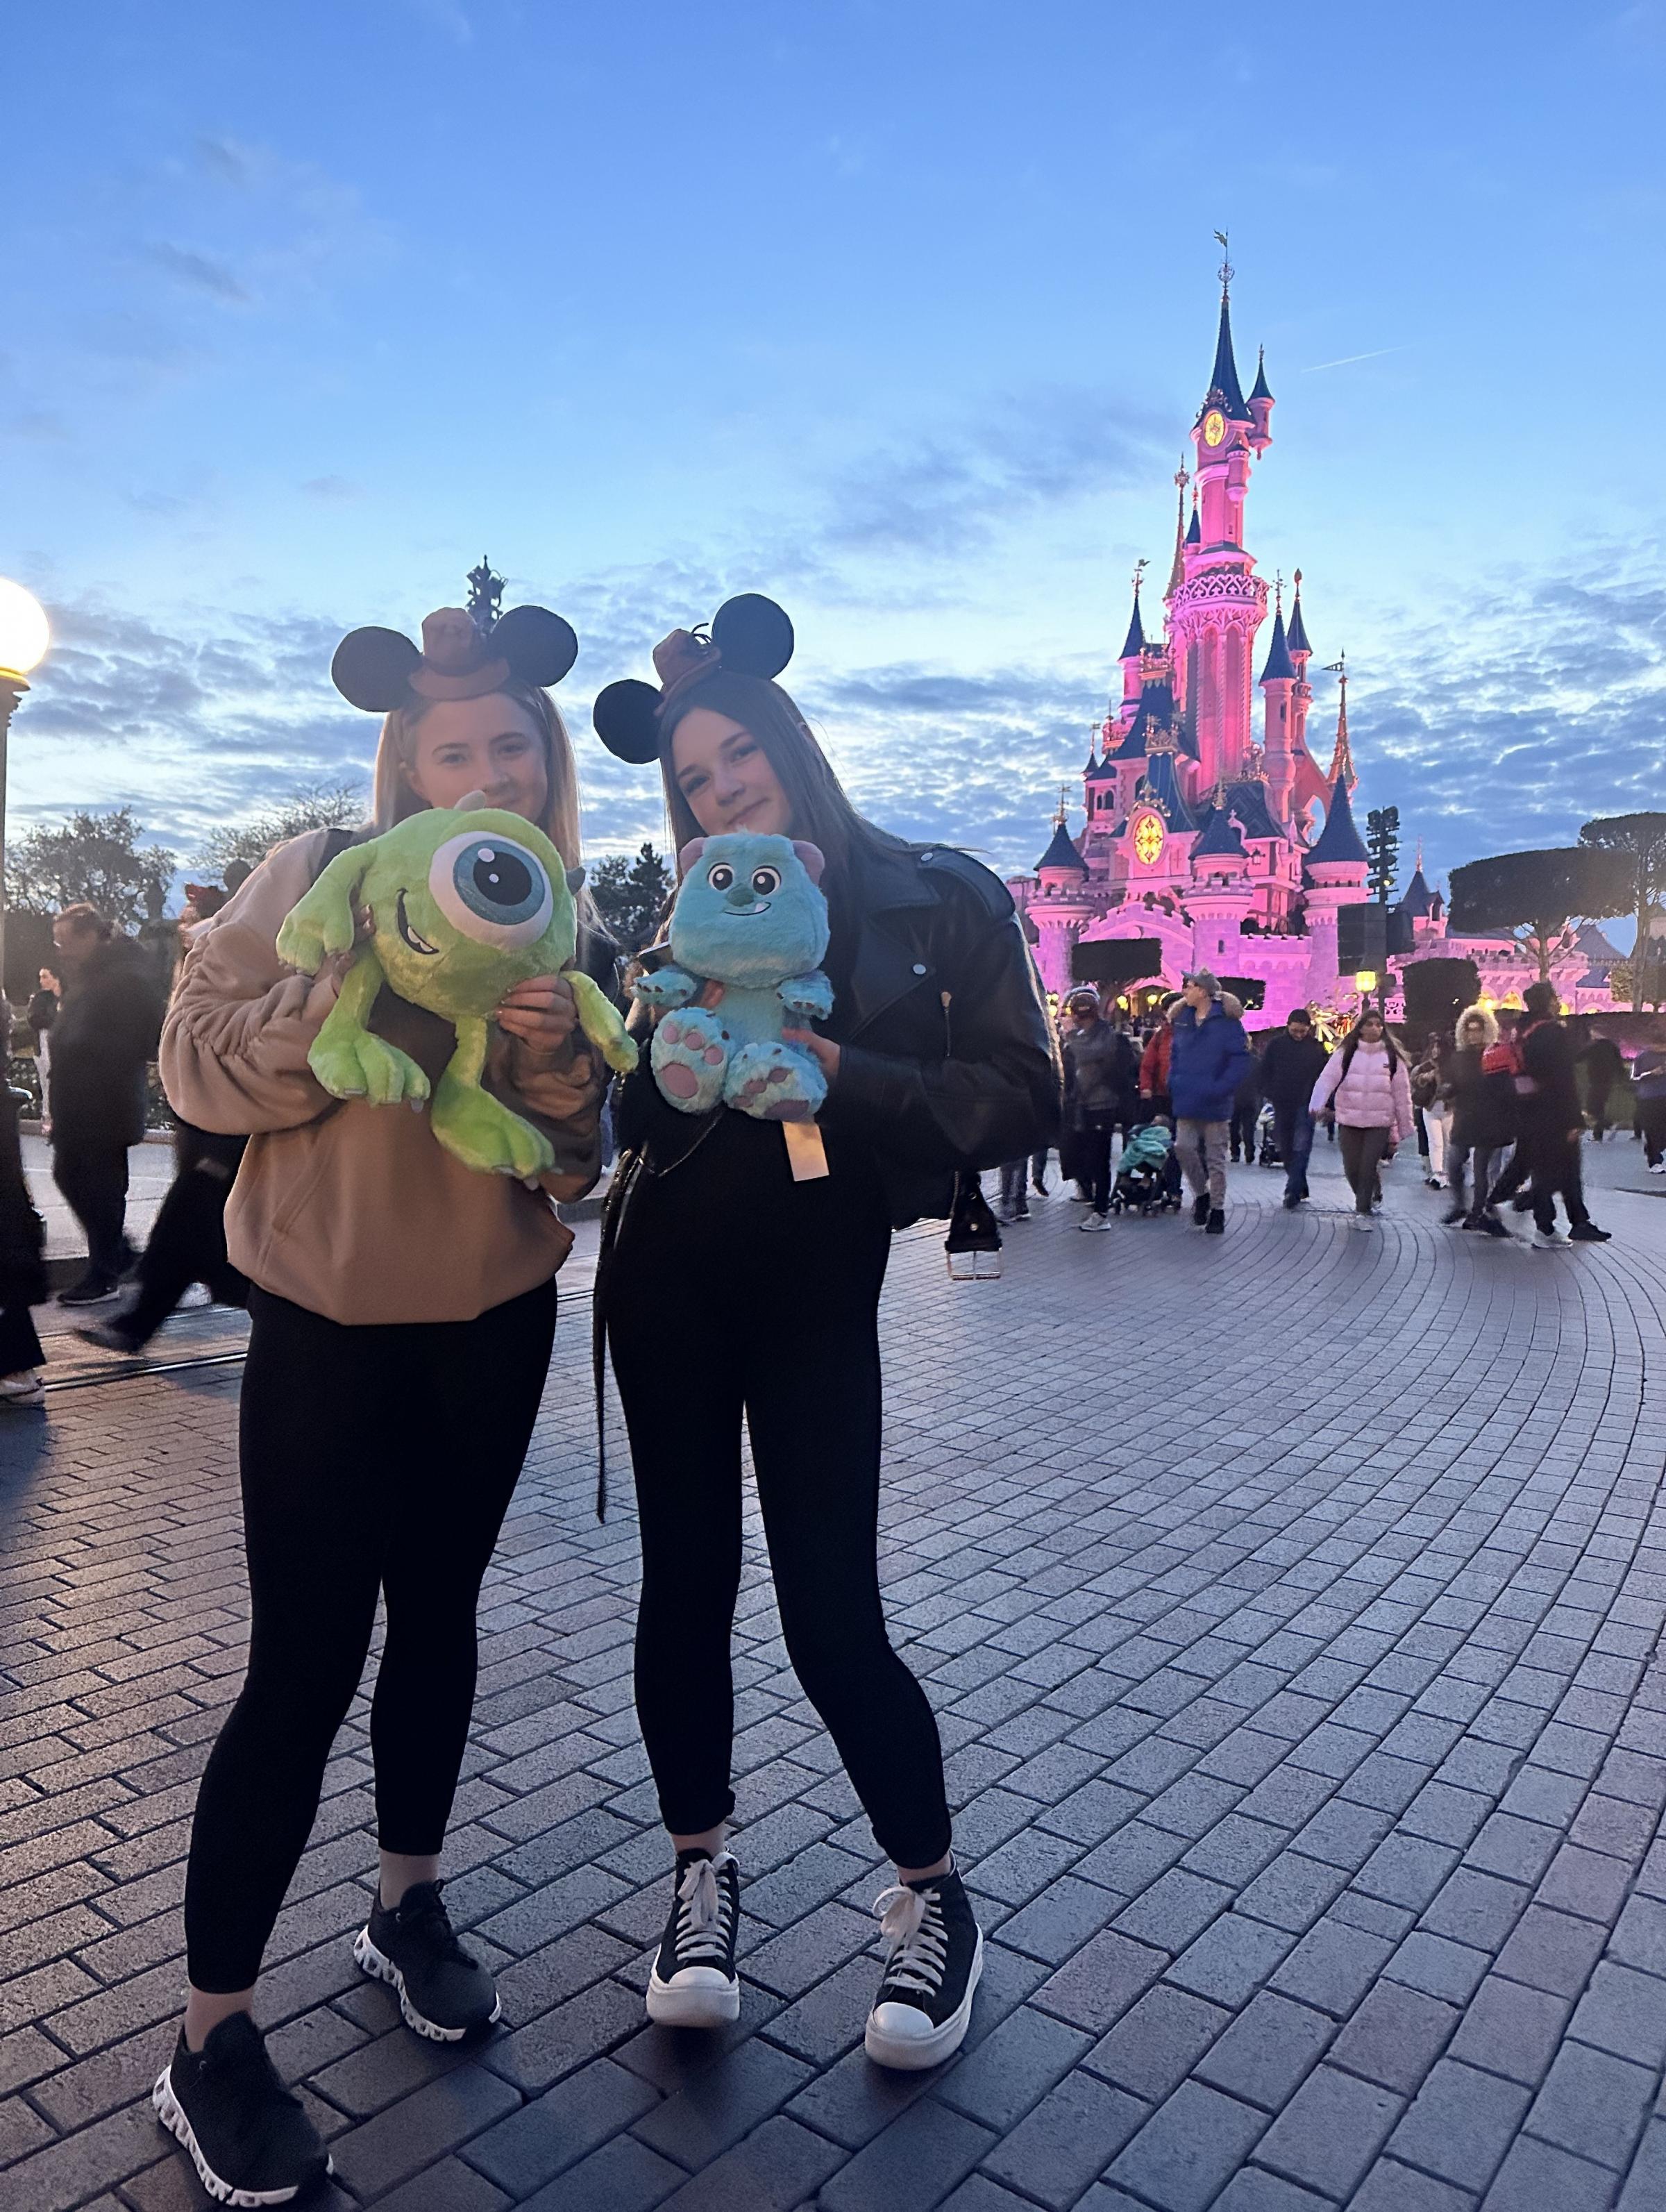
[1310,1008,1415,1227]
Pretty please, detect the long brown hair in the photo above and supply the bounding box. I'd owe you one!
[658,671,904,880]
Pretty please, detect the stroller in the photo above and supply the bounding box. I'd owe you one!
[1256,1103,1282,1168]
[1111,1122,1184,1215]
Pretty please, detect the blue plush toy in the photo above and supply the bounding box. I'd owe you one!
[633,832,833,1120]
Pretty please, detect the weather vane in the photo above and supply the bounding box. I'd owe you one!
[1131,555,1148,596]
[1057,782,1071,826]
[1213,227,1233,292]
[1273,568,1284,610]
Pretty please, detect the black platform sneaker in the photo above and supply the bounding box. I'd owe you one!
[647,1847,741,2027]
[153,2013,330,2206]
[864,1863,984,2070]
[353,1880,500,2041]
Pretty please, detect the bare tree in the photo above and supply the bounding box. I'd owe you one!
[194,783,367,876]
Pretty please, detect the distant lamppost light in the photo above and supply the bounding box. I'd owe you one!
[0,577,51,995]
[0,578,49,682]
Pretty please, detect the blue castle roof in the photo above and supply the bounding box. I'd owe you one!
[1249,346,1274,404]
[1220,780,1284,843]
[1110,679,1197,762]
[1286,588,1311,656]
[1136,746,1196,832]
[1259,603,1295,684]
[1184,503,1202,546]
[1307,773,1369,866]
[1036,821,1088,874]
[1193,805,1247,860]
[1119,588,1145,661]
[1397,866,1434,919]
[1204,292,1253,422]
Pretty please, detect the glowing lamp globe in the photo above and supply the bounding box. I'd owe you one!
[0,580,49,683]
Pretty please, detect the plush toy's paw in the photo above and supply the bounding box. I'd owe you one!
[430,1072,555,1180]
[569,971,641,1075]
[631,966,698,1012]
[777,969,834,1022]
[309,1026,430,1108]
[725,1039,827,1122]
[651,1008,730,1114]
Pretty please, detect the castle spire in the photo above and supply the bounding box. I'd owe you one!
[1202,232,1251,421]
[1259,598,1295,684]
[1249,346,1274,404]
[1166,462,1190,597]
[1120,559,1148,658]
[1286,567,1312,657]
[1323,656,1356,789]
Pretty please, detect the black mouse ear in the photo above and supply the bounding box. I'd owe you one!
[332,627,421,711]
[592,679,664,764]
[711,594,793,680]
[494,605,579,687]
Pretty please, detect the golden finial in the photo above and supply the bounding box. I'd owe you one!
[1213,228,1233,295]
[1131,555,1148,598]
[1273,569,1284,612]
[1056,783,1070,827]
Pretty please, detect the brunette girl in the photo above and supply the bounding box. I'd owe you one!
[153,605,611,2204]
[592,598,1058,2072]
[1310,1006,1413,1227]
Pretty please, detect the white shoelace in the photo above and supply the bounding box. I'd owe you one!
[873,1883,949,1999]
[673,1850,737,1967]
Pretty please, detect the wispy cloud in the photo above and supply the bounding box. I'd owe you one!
[140,240,251,303]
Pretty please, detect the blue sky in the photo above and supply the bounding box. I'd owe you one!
[4,0,1664,894]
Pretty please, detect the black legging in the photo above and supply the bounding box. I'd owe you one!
[606,1141,951,1870]
[124,1151,247,1343]
[183,1279,557,1993]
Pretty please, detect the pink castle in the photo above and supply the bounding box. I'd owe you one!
[1008,267,1622,1023]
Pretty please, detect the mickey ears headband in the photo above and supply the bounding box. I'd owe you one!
[591,593,794,765]
[331,604,579,713]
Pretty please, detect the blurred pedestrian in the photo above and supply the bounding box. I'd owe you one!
[1138,991,1179,1121]
[1228,1039,1261,1163]
[47,905,167,1305]
[1260,1006,1329,1209]
[75,1122,249,1355]
[1510,981,1611,1248]
[1632,1044,1666,1172]
[1169,971,1250,1236]
[1411,1030,1449,1188]
[1441,1005,1515,1236]
[0,1044,48,1407]
[27,966,58,1132]
[1579,1032,1627,1140]
[1061,986,1137,1230]
[1310,1007,1413,1229]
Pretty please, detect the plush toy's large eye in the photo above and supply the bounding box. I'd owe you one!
[750,866,782,897]
[428,832,554,949]
[707,862,735,891]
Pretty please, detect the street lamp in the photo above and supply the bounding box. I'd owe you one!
[0,578,51,997]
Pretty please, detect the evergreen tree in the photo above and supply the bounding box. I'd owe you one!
[589,841,672,952]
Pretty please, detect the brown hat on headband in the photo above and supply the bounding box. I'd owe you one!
[331,603,578,712]
[591,594,794,764]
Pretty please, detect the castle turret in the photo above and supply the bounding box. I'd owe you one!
[1248,346,1274,455]
[1029,810,1094,998]
[1117,569,1147,709]
[1324,658,1358,791]
[1189,799,1255,960]
[1259,585,1297,826]
[1168,256,1270,791]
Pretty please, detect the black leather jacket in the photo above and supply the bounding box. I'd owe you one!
[617,837,1061,1228]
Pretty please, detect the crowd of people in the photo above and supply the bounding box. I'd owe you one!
[1034,974,1640,1246]
[0,587,1658,2206]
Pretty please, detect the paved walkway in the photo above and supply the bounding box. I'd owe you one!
[3,1139,1666,2210]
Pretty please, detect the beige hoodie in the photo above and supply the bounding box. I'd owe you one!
[160,828,605,1325]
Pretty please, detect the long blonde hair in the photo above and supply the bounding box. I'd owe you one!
[371,680,584,875]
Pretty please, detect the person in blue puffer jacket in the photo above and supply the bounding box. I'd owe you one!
[1167,970,1251,1235]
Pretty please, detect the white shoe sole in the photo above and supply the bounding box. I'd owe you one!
[152,2065,330,2206]
[864,1929,984,2071]
[353,1926,501,2043]
[646,1966,741,2027]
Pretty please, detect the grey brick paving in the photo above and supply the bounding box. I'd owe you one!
[6,1144,1666,2206]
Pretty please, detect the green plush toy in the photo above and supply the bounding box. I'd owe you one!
[276,796,637,1180]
